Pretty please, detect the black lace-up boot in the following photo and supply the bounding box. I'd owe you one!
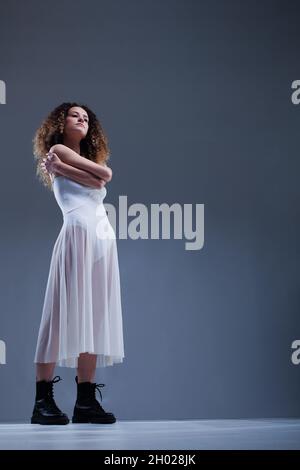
[31,376,69,425]
[72,376,116,424]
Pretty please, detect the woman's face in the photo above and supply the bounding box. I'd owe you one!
[64,106,89,139]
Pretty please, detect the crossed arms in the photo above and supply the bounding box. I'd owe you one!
[49,144,113,189]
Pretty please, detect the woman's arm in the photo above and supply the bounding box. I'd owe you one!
[53,160,106,189]
[50,144,112,182]
[43,153,106,189]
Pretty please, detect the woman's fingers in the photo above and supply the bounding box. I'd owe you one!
[41,154,55,175]
[46,151,57,160]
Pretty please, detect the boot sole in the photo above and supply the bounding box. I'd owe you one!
[72,415,116,424]
[31,417,69,425]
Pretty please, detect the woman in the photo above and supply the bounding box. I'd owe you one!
[31,102,125,425]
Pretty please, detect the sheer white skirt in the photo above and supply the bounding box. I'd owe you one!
[34,200,125,368]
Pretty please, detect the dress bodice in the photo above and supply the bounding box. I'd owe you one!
[52,175,107,215]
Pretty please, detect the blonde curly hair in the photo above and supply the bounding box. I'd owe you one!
[33,102,111,191]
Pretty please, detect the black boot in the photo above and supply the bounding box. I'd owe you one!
[72,376,116,424]
[31,376,69,425]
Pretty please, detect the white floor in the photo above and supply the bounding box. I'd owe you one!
[0,419,299,449]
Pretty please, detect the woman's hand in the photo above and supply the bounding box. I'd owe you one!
[41,151,62,177]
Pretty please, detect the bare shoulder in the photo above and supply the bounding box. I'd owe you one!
[49,144,86,167]
[50,143,75,157]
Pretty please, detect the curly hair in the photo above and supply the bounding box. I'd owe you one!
[33,102,111,191]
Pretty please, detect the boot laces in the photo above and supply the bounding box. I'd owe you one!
[91,382,106,411]
[93,382,105,402]
[46,376,62,412]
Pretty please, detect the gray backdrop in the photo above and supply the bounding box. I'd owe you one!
[0,0,300,422]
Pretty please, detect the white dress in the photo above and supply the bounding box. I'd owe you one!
[34,175,125,368]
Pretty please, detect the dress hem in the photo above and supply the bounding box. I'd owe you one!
[34,352,125,368]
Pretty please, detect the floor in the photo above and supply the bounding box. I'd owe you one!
[0,419,299,449]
